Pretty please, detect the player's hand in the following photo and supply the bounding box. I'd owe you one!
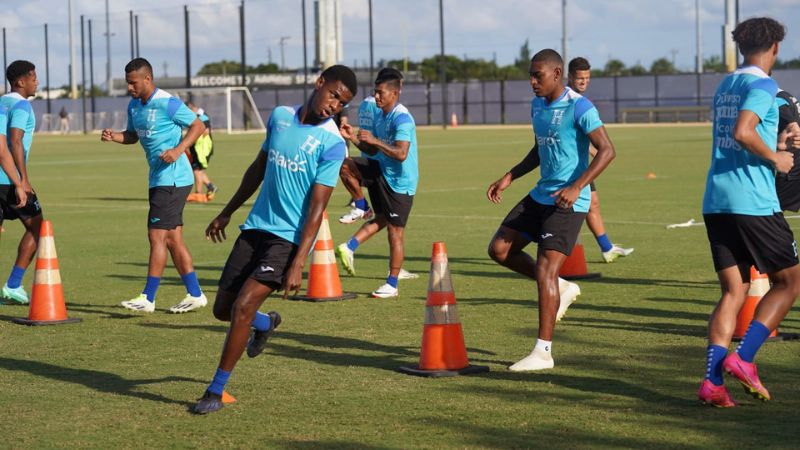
[14,185,27,208]
[281,261,304,300]
[778,122,800,151]
[205,215,230,243]
[487,173,513,203]
[773,150,794,175]
[100,129,115,142]
[357,129,376,145]
[21,179,34,195]
[160,148,181,163]
[551,185,581,209]
[339,122,355,140]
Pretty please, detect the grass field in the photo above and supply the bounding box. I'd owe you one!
[1,125,799,449]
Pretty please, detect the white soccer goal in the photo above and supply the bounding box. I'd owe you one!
[170,86,266,134]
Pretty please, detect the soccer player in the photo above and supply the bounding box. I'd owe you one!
[338,95,378,223]
[698,17,800,407]
[567,57,633,263]
[101,58,208,314]
[192,65,356,414]
[0,104,28,233]
[486,49,615,371]
[184,102,218,202]
[0,60,42,305]
[774,89,800,211]
[335,68,420,297]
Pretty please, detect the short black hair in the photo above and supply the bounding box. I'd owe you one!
[733,17,785,56]
[6,60,35,85]
[375,67,403,89]
[320,65,357,97]
[568,57,591,74]
[531,49,563,69]
[125,58,153,76]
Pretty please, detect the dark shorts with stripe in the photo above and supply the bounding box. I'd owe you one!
[353,157,414,227]
[0,184,42,222]
[148,185,192,230]
[704,212,799,274]
[501,195,586,256]
[218,230,299,292]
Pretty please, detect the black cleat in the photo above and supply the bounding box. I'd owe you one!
[193,391,224,415]
[246,311,282,358]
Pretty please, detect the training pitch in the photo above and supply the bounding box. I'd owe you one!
[1,125,798,449]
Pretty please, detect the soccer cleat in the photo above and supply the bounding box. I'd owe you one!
[246,311,282,358]
[509,347,554,371]
[555,281,581,322]
[121,294,155,313]
[206,185,218,201]
[396,268,419,280]
[192,391,224,415]
[1,284,29,305]
[371,283,399,298]
[169,293,208,314]
[339,207,372,224]
[602,244,634,263]
[697,379,737,407]
[335,243,356,276]
[723,352,771,401]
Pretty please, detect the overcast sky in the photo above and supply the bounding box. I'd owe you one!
[1,0,799,88]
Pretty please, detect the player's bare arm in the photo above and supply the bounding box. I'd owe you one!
[0,140,27,207]
[552,126,615,208]
[100,128,139,145]
[161,117,204,163]
[282,183,335,299]
[358,129,410,161]
[486,143,540,203]
[206,150,267,243]
[8,127,32,193]
[736,110,793,173]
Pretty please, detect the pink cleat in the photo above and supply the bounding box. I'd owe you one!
[723,353,771,401]
[697,380,736,407]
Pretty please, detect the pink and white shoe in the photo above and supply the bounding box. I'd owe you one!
[723,353,770,401]
[697,379,736,407]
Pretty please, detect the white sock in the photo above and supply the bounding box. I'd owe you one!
[534,339,552,355]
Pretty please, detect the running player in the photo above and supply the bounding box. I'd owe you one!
[567,57,633,263]
[486,49,616,371]
[698,17,800,407]
[101,58,208,313]
[185,102,218,202]
[192,65,356,414]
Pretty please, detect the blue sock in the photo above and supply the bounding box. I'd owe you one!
[705,344,727,386]
[208,368,231,396]
[181,272,202,297]
[7,265,25,289]
[251,311,272,332]
[596,234,613,252]
[354,198,368,211]
[142,276,160,302]
[347,237,360,252]
[386,275,398,288]
[736,321,771,362]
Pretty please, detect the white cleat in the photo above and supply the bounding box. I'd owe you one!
[602,244,634,263]
[509,347,554,371]
[395,268,419,280]
[169,293,208,313]
[121,294,155,313]
[556,280,581,322]
[339,208,373,224]
[371,283,399,298]
[335,243,356,276]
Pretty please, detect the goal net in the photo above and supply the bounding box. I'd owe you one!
[170,86,266,134]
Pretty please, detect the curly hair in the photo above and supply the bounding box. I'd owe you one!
[733,17,785,56]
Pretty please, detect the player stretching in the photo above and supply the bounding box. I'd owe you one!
[0,61,42,305]
[193,65,356,414]
[101,58,208,313]
[486,49,615,371]
[335,68,420,297]
[567,57,633,263]
[698,17,800,407]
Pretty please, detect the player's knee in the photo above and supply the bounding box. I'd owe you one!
[231,297,258,323]
[213,301,231,321]
[487,240,507,264]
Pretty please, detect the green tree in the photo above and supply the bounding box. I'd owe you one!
[603,59,627,76]
[650,57,677,75]
[515,39,531,73]
[197,60,281,75]
[703,55,727,73]
[628,63,647,76]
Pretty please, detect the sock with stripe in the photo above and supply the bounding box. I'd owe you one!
[736,321,771,363]
[704,344,727,386]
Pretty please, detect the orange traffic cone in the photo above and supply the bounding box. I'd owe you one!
[450,112,459,128]
[12,221,81,326]
[733,267,778,342]
[559,239,601,280]
[399,242,488,377]
[290,211,356,302]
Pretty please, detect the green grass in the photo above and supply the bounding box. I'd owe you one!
[1,126,799,449]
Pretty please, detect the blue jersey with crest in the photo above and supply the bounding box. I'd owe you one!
[529,87,603,213]
[242,105,346,244]
[703,66,780,215]
[0,93,36,185]
[371,103,419,195]
[126,88,197,188]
